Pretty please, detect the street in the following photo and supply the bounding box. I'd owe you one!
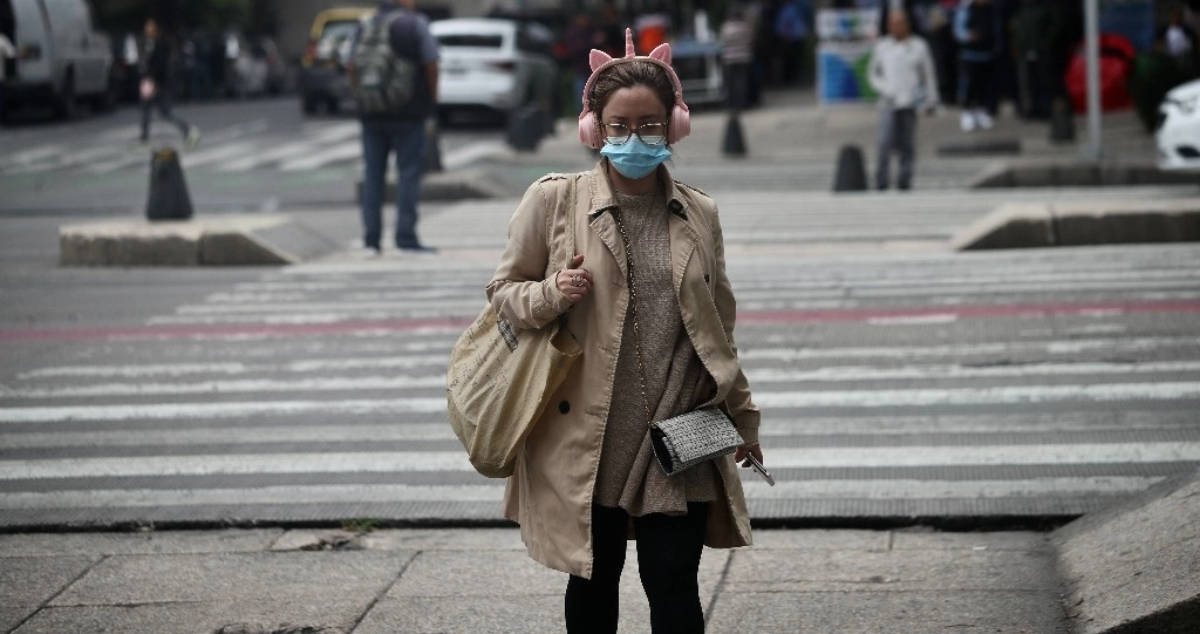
[1,85,1198,633]
[1,173,1198,527]
[0,97,515,215]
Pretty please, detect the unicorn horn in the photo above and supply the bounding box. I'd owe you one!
[625,27,635,57]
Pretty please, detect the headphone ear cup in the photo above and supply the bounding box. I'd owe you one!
[668,103,691,143]
[578,111,603,149]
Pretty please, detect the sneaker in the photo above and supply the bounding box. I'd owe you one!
[975,110,994,130]
[185,126,201,149]
[960,111,977,132]
[357,246,382,260]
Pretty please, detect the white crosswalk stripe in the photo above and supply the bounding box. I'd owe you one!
[1,243,1198,527]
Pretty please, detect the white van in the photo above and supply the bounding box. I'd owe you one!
[2,0,112,120]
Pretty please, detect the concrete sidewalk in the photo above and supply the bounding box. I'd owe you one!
[0,527,1064,633]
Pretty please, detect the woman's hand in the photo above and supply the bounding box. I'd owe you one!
[734,443,763,466]
[556,254,593,304]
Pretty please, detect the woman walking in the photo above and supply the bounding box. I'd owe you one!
[487,29,762,633]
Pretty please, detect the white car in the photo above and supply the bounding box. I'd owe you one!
[3,0,113,120]
[1157,79,1200,173]
[430,18,556,121]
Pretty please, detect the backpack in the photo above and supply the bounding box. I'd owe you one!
[353,11,418,114]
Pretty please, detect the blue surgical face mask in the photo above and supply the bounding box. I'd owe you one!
[600,136,672,180]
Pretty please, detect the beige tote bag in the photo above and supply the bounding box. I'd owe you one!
[446,194,580,477]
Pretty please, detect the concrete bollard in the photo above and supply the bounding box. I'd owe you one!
[832,144,868,192]
[722,111,747,157]
[145,147,194,221]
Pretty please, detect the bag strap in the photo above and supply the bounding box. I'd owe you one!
[611,204,656,426]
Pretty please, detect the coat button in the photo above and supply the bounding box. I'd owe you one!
[559,400,570,414]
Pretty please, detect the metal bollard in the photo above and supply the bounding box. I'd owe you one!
[145,147,194,221]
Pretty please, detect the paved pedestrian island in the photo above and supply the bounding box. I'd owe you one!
[6,469,1198,633]
[0,527,1065,633]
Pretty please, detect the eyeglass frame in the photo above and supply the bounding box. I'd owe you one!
[600,120,669,146]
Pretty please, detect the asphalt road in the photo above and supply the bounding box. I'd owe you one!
[0,96,513,216]
[1,186,1197,529]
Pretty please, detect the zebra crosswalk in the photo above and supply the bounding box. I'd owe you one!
[0,118,511,176]
[1,243,1198,528]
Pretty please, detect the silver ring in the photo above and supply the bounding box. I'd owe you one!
[572,274,583,287]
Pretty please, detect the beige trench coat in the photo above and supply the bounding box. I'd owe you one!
[486,161,760,580]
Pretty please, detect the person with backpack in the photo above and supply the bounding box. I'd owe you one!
[349,0,439,255]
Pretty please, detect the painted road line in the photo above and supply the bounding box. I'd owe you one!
[1,375,446,398]
[9,411,1192,448]
[2,444,1198,479]
[745,336,1200,360]
[9,361,1200,399]
[744,361,1200,382]
[0,423,454,448]
[18,354,449,379]
[0,477,1166,510]
[0,399,447,423]
[3,381,1199,423]
[441,141,512,171]
[279,139,361,171]
[754,382,1200,408]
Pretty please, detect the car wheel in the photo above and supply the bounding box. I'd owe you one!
[54,71,78,120]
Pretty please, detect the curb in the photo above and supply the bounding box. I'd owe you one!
[951,199,1200,250]
[969,160,1200,188]
[58,214,338,267]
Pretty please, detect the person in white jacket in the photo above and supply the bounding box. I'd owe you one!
[868,11,940,191]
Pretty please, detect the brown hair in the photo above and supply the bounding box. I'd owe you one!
[587,61,675,121]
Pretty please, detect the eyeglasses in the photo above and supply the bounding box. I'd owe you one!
[602,121,668,146]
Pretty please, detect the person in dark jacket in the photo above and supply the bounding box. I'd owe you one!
[954,0,1002,131]
[138,18,199,147]
[349,0,439,255]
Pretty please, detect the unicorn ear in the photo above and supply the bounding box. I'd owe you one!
[589,49,612,71]
[648,43,672,65]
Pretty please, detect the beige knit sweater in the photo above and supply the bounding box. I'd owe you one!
[593,190,722,515]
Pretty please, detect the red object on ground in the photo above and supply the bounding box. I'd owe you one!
[1066,33,1136,113]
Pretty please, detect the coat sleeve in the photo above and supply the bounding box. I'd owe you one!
[710,204,761,446]
[486,181,573,330]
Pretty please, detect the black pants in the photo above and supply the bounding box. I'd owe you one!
[959,59,995,112]
[876,107,916,190]
[565,503,708,633]
[140,92,190,141]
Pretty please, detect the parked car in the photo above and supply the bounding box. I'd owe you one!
[672,39,725,106]
[300,7,371,114]
[2,0,113,120]
[431,18,556,123]
[1156,78,1200,173]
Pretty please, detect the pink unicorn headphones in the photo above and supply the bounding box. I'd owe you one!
[577,28,692,149]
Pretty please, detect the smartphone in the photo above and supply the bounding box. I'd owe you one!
[741,453,775,486]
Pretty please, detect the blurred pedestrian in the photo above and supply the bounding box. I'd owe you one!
[775,0,812,85]
[869,11,940,191]
[0,31,14,119]
[720,5,755,110]
[1162,5,1199,76]
[954,0,1002,131]
[488,29,762,634]
[564,14,595,114]
[138,18,200,147]
[1011,0,1057,119]
[348,0,439,255]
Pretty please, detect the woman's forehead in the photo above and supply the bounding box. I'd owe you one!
[602,85,668,116]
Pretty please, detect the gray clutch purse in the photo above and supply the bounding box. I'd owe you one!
[649,406,744,477]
